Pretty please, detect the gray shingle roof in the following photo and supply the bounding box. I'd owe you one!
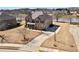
[36,14,52,21]
[32,11,43,19]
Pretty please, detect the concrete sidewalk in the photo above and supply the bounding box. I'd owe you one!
[0,27,61,52]
[20,27,61,51]
[0,31,54,52]
[20,32,54,51]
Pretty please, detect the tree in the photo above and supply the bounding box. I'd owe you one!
[67,10,71,15]
[54,32,56,41]
[17,28,30,43]
[0,35,8,43]
[25,12,32,28]
[68,15,72,24]
[69,17,72,24]
[54,11,61,22]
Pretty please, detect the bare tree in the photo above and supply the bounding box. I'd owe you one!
[54,32,56,41]
[25,12,32,28]
[69,17,72,24]
[69,15,72,24]
[0,35,8,43]
[17,28,30,43]
[55,12,61,22]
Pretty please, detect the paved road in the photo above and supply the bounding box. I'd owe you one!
[70,25,79,51]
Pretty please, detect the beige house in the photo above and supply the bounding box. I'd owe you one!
[25,11,52,30]
[9,13,27,25]
[0,13,17,30]
[16,14,27,24]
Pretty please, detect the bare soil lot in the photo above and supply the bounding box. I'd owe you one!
[0,26,42,44]
[40,23,77,52]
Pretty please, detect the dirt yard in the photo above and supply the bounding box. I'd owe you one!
[0,26,42,44]
[40,23,77,52]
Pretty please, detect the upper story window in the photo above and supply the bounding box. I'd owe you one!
[36,20,39,23]
[32,20,35,23]
[41,20,44,23]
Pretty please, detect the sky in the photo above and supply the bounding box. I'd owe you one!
[0,7,66,10]
[0,7,25,10]
[0,0,79,10]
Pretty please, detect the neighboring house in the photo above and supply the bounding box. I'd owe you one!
[70,11,77,15]
[52,10,68,16]
[0,13,17,30]
[15,14,27,23]
[25,11,52,30]
[9,13,27,25]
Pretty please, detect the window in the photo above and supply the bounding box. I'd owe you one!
[36,20,39,23]
[41,21,44,23]
[32,20,35,23]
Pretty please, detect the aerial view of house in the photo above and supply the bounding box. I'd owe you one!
[0,7,78,52]
[26,11,52,30]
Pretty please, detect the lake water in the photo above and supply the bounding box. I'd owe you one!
[53,18,79,23]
